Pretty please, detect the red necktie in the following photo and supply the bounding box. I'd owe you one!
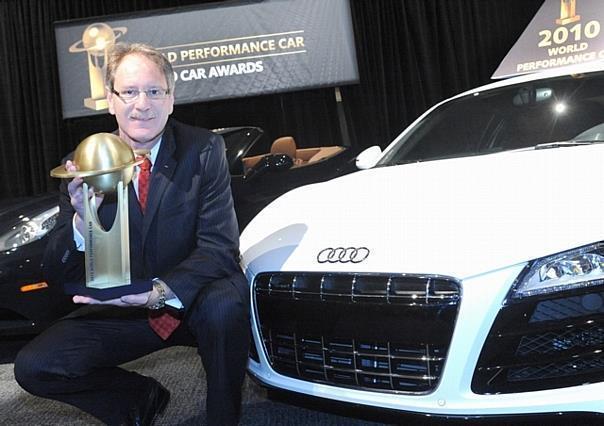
[149,308,181,340]
[137,156,181,339]
[137,157,152,212]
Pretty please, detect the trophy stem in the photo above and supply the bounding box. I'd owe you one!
[83,181,132,289]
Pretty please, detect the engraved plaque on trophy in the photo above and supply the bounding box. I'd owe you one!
[50,133,151,299]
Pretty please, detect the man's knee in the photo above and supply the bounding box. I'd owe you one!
[14,344,52,397]
[189,279,249,337]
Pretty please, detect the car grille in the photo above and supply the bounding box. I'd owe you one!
[473,288,604,393]
[253,272,461,394]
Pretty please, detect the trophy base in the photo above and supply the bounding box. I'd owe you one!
[84,97,109,111]
[556,15,580,25]
[64,279,153,301]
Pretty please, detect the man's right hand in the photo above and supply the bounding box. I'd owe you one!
[66,160,104,235]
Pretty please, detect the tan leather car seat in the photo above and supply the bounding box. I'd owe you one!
[270,136,304,165]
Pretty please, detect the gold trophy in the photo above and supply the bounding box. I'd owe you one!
[556,0,580,25]
[51,133,147,298]
[69,23,127,111]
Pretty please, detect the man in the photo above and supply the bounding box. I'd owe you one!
[14,43,250,426]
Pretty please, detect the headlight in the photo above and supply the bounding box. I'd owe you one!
[0,206,59,251]
[511,242,604,299]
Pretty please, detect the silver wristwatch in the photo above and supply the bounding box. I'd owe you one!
[148,279,166,310]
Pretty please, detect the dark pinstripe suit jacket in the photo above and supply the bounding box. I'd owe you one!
[43,119,247,312]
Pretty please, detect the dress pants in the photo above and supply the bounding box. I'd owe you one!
[14,277,250,425]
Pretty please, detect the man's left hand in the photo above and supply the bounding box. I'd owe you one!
[73,292,152,307]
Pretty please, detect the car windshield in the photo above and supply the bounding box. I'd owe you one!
[216,127,264,175]
[379,71,604,166]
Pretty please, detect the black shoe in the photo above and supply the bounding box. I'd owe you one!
[127,379,170,426]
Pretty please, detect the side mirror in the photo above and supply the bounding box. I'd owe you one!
[355,146,382,170]
[244,154,294,181]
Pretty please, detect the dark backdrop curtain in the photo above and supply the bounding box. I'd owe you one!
[0,0,543,198]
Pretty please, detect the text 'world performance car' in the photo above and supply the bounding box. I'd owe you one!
[0,126,357,336]
[240,63,604,421]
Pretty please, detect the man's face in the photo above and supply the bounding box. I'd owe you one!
[107,53,174,148]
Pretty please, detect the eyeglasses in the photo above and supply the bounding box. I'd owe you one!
[111,88,170,103]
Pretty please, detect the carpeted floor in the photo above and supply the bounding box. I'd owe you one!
[2,345,598,425]
[0,345,389,425]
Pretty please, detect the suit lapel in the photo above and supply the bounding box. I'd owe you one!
[142,123,177,241]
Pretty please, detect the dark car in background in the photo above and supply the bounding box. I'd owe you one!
[0,126,358,336]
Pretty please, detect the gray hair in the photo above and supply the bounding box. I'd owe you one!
[105,42,175,93]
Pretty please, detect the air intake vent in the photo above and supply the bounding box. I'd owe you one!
[473,289,604,393]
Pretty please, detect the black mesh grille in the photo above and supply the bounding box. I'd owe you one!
[254,272,460,394]
[508,354,604,381]
[255,273,460,305]
[473,289,604,394]
[516,324,604,356]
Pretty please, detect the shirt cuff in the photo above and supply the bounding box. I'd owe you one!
[153,277,184,310]
[72,214,85,251]
[166,298,184,309]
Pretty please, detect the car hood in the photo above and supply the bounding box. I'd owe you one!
[240,144,604,280]
[0,193,59,231]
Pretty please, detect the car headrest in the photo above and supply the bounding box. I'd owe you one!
[270,136,297,158]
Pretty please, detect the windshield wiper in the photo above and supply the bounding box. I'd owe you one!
[535,140,604,150]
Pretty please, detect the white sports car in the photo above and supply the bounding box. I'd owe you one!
[239,63,604,420]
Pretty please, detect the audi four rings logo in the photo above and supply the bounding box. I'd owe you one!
[317,247,370,263]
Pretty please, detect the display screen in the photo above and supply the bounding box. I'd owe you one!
[54,0,359,118]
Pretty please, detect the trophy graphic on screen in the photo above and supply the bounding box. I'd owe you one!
[69,23,127,111]
[50,133,149,298]
[556,0,580,25]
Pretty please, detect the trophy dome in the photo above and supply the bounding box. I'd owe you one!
[50,133,143,193]
[81,23,116,56]
[73,133,138,193]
